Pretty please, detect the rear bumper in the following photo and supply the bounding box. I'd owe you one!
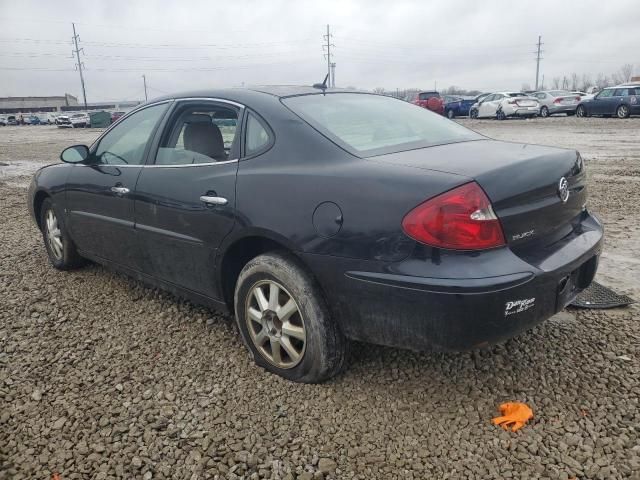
[506,106,539,117]
[303,212,603,351]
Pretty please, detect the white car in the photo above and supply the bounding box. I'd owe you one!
[469,92,540,119]
[70,112,90,128]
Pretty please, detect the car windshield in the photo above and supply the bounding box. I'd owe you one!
[507,92,526,97]
[283,93,483,157]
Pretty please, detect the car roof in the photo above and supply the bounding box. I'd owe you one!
[149,85,360,104]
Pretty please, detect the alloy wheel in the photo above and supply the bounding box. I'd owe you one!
[45,209,63,260]
[245,280,306,369]
[447,109,455,119]
[576,106,586,117]
[617,105,629,119]
[540,106,549,117]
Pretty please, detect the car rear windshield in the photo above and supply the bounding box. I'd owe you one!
[549,90,570,96]
[418,92,441,100]
[283,93,482,157]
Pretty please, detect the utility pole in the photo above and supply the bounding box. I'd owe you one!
[534,35,543,90]
[323,24,334,87]
[330,62,336,88]
[142,74,148,101]
[72,23,88,111]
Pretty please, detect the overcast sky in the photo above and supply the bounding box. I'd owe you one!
[0,0,638,102]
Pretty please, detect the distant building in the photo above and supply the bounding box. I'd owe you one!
[0,94,78,113]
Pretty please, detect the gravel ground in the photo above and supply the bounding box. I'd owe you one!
[1,120,639,480]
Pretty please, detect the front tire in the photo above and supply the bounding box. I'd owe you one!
[496,108,506,120]
[576,105,587,117]
[40,198,84,270]
[446,109,455,119]
[469,109,478,119]
[234,252,347,383]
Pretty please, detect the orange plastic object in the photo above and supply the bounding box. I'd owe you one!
[491,402,533,432]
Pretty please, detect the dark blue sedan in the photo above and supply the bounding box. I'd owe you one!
[28,87,602,382]
[443,95,477,119]
[576,85,639,118]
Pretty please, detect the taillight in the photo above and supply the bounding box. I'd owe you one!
[575,96,581,101]
[401,182,506,250]
[507,99,517,104]
[554,98,562,104]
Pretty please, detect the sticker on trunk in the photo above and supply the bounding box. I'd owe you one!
[505,298,535,316]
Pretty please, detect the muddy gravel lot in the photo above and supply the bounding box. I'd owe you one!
[1,118,639,480]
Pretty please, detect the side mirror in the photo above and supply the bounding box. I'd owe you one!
[60,145,90,163]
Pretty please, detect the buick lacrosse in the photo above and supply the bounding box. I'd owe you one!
[28,87,603,382]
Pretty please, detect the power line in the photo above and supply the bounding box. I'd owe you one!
[72,23,88,110]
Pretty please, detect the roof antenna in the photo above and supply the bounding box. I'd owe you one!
[313,73,330,93]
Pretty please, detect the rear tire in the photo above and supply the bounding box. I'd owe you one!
[234,252,347,383]
[446,109,455,119]
[616,105,630,119]
[40,198,84,270]
[540,106,549,117]
[496,108,506,120]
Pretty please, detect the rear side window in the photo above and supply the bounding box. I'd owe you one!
[613,88,629,97]
[245,112,271,156]
[283,93,481,157]
[155,104,240,165]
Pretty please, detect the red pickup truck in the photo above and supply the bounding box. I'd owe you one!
[413,91,445,115]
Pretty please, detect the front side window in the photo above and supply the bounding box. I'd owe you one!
[597,89,614,99]
[283,93,482,157]
[95,103,168,165]
[156,104,240,165]
[245,112,271,156]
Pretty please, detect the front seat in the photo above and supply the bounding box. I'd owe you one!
[183,121,226,161]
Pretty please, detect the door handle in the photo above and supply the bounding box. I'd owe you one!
[111,186,130,195]
[200,195,228,206]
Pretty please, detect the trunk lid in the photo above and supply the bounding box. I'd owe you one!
[371,139,587,248]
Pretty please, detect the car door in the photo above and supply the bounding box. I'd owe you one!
[133,99,243,298]
[478,94,495,117]
[65,102,170,268]
[590,89,614,114]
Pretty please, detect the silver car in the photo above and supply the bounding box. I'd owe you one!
[531,90,580,117]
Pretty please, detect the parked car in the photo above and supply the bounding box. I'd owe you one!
[110,111,126,123]
[26,115,41,125]
[469,92,539,119]
[7,115,17,125]
[55,115,73,128]
[413,91,445,115]
[70,112,90,128]
[531,90,580,117]
[28,87,602,383]
[443,95,476,119]
[0,116,6,126]
[576,85,639,118]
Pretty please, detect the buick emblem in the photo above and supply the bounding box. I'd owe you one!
[558,177,569,203]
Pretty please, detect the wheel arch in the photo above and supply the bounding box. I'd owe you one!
[32,189,51,231]
[217,230,313,313]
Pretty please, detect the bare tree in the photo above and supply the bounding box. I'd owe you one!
[571,73,579,91]
[552,77,561,89]
[618,64,634,83]
[521,83,532,92]
[372,87,386,94]
[595,73,611,89]
[580,74,592,92]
